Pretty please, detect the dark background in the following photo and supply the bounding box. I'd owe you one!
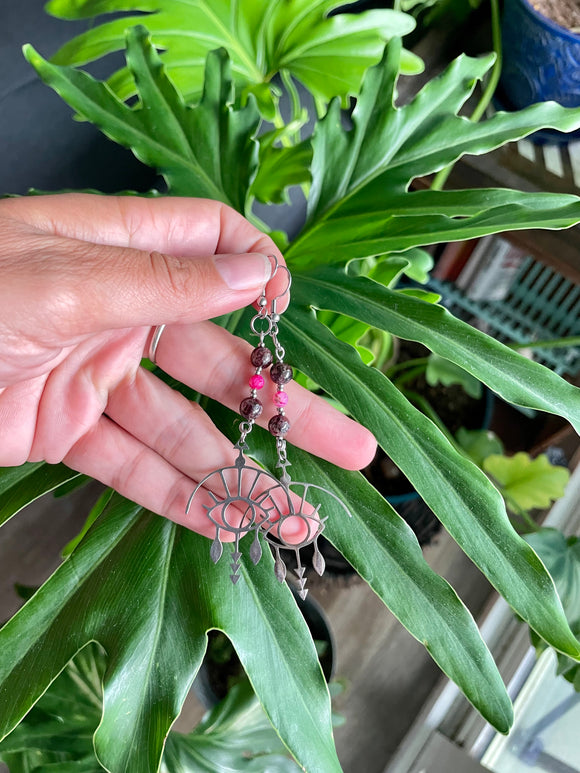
[0,0,156,195]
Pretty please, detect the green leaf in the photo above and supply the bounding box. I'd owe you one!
[0,495,340,773]
[484,453,570,512]
[46,0,418,109]
[61,488,114,557]
[207,400,513,732]
[287,42,580,267]
[250,131,312,205]
[456,428,504,468]
[426,353,482,399]
[525,530,580,690]
[0,463,81,530]
[25,29,260,209]
[164,680,301,772]
[316,310,375,364]
[392,247,434,284]
[281,302,580,659]
[526,530,580,630]
[291,268,580,433]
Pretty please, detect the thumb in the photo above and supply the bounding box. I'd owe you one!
[41,238,274,337]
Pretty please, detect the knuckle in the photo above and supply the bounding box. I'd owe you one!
[147,250,197,302]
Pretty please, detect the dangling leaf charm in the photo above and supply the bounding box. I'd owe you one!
[249,530,262,565]
[274,546,287,583]
[210,533,223,564]
[312,540,325,577]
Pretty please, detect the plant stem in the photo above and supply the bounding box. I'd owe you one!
[385,356,429,379]
[504,496,541,533]
[431,0,502,191]
[394,364,429,389]
[280,69,302,144]
[508,336,580,351]
[403,389,463,452]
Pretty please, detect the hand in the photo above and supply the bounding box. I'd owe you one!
[0,194,376,536]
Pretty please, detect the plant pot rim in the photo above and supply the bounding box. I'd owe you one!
[511,0,580,42]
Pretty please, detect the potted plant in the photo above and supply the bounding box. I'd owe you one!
[0,641,307,772]
[3,2,580,770]
[499,0,580,141]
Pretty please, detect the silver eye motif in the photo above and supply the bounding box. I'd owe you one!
[187,447,348,598]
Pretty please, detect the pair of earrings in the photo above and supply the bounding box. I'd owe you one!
[187,260,350,598]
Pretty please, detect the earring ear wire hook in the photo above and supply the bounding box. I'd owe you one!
[265,256,292,317]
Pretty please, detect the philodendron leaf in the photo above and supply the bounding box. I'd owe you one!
[426,354,482,400]
[291,268,580,433]
[0,642,300,772]
[286,41,580,268]
[250,133,313,205]
[211,405,513,732]
[0,496,340,773]
[0,462,81,529]
[525,530,580,690]
[46,0,419,108]
[456,428,504,468]
[280,303,580,660]
[164,680,301,772]
[25,28,260,209]
[484,453,570,512]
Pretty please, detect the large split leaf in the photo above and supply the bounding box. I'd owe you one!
[0,462,81,529]
[280,303,580,660]
[209,405,514,732]
[25,27,260,209]
[286,41,580,267]
[46,0,419,108]
[291,268,580,433]
[0,495,339,773]
[0,643,301,772]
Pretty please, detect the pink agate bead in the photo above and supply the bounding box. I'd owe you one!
[273,390,288,407]
[249,374,265,389]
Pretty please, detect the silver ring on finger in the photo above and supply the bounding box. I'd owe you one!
[148,324,166,365]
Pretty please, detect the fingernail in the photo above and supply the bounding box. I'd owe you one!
[214,253,271,290]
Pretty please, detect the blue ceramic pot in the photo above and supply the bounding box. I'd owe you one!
[499,0,580,141]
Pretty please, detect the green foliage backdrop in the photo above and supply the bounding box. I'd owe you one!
[1,14,580,773]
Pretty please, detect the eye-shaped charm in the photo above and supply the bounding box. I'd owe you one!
[187,447,350,597]
[186,259,352,594]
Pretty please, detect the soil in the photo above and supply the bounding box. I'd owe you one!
[531,0,580,30]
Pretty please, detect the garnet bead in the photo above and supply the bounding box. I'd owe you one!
[240,397,263,420]
[270,362,293,385]
[268,414,291,437]
[250,346,273,369]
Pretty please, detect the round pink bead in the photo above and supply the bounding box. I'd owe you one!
[273,390,289,407]
[249,374,265,390]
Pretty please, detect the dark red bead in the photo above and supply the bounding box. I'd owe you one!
[240,397,263,420]
[250,346,273,369]
[270,362,293,385]
[268,414,291,437]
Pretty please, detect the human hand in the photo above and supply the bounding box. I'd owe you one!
[0,194,376,536]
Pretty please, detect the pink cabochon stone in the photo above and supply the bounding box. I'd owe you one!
[273,391,289,407]
[249,374,265,390]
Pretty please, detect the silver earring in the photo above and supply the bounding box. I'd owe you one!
[186,258,350,598]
